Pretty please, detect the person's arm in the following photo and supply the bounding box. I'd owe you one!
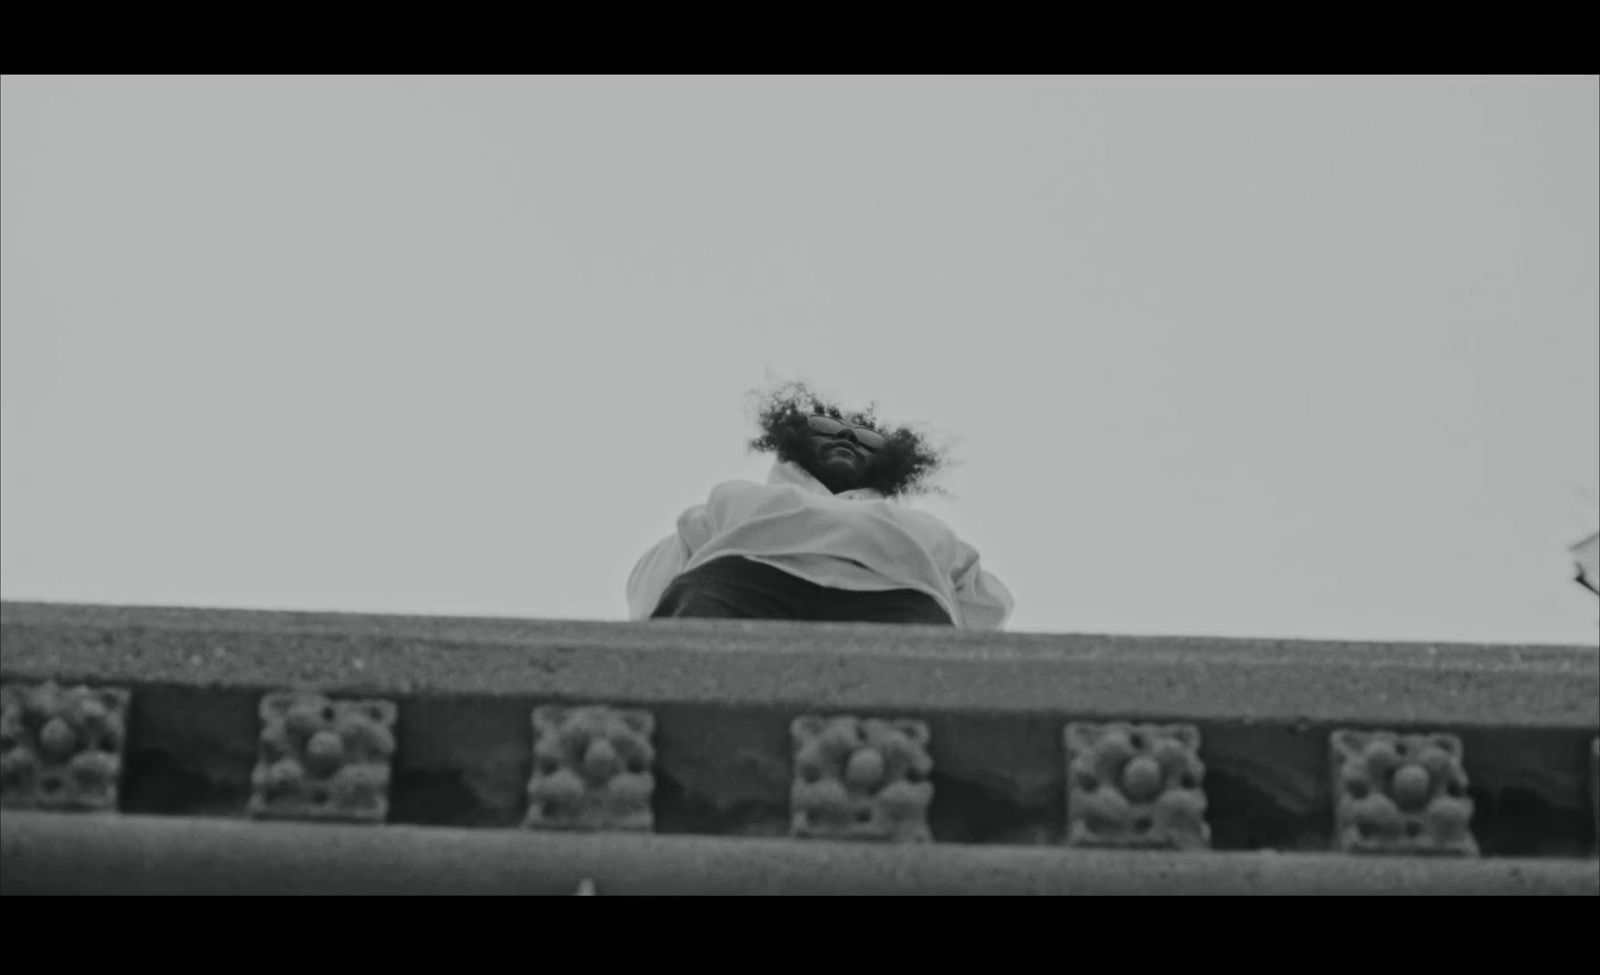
[626,533,690,620]
[625,503,712,620]
[951,549,1014,631]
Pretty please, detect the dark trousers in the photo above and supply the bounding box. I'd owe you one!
[651,556,953,625]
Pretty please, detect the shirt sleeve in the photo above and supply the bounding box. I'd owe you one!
[951,550,1014,631]
[625,503,712,620]
[626,532,690,620]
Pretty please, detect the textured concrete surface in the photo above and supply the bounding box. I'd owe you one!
[3,812,1594,895]
[3,601,1595,727]
[3,601,1597,855]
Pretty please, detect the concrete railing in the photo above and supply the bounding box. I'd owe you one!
[1,600,1596,894]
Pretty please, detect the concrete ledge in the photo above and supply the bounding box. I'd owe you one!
[3,601,1596,727]
[3,812,1593,895]
[3,601,1597,856]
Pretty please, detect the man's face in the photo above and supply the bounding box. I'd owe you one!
[799,417,882,493]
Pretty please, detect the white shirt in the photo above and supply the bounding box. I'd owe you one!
[627,460,1013,629]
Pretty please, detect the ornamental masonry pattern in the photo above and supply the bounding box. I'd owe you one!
[0,678,1594,863]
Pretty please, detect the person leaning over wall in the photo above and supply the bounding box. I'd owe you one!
[627,381,1012,629]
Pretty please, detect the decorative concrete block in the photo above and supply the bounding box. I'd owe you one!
[0,682,130,812]
[1331,729,1476,856]
[790,715,933,842]
[249,691,397,824]
[524,705,655,832]
[1064,721,1210,850]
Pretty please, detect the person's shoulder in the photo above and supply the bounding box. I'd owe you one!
[707,477,784,500]
[883,499,956,531]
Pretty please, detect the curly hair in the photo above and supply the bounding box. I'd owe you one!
[744,379,952,499]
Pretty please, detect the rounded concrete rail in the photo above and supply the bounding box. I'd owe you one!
[3,601,1596,727]
[3,812,1595,895]
[4,602,1597,869]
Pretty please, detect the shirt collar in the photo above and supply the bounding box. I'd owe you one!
[768,460,883,501]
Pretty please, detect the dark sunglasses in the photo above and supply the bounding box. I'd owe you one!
[807,415,887,450]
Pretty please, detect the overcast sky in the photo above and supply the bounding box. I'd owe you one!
[2,76,1596,646]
